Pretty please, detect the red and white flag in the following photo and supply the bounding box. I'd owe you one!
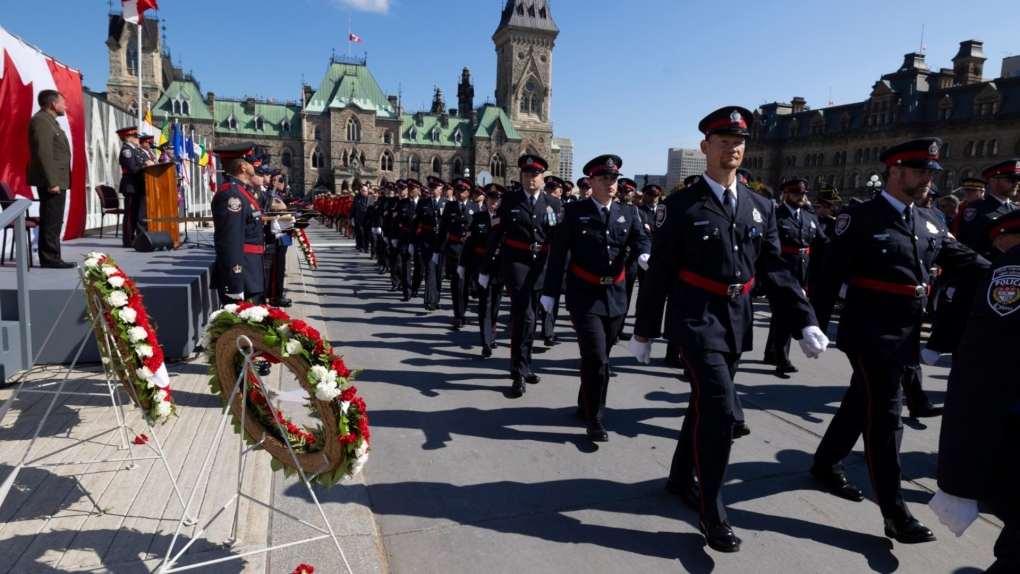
[122,0,159,25]
[349,33,362,43]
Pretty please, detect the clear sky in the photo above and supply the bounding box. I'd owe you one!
[2,0,1016,180]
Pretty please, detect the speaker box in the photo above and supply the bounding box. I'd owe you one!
[133,231,174,252]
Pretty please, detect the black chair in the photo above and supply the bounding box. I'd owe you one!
[95,185,125,238]
[0,180,38,267]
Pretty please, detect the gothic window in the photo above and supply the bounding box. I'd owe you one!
[360,151,366,166]
[342,150,349,167]
[409,126,418,140]
[431,127,440,141]
[380,150,394,171]
[228,114,238,130]
[990,139,999,156]
[943,142,952,158]
[855,149,862,163]
[454,130,463,144]
[944,170,956,190]
[282,119,291,132]
[383,130,392,144]
[965,141,975,157]
[452,157,463,178]
[977,140,987,157]
[520,81,539,115]
[126,41,138,75]
[818,153,824,166]
[850,172,860,189]
[346,116,361,141]
[410,155,420,172]
[255,116,265,131]
[490,154,506,178]
[182,101,190,115]
[494,130,505,146]
[172,100,181,114]
[313,125,321,140]
[281,148,292,167]
[432,157,442,174]
[311,146,324,168]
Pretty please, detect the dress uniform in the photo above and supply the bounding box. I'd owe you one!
[662,175,707,369]
[117,126,150,247]
[211,142,266,304]
[810,137,989,543]
[763,178,829,374]
[956,160,1020,252]
[539,174,567,346]
[542,155,650,442]
[479,154,563,396]
[437,177,476,329]
[260,170,293,307]
[460,184,506,356]
[384,182,407,290]
[396,180,423,301]
[631,107,824,552]
[414,176,447,311]
[950,177,988,236]
[612,177,649,342]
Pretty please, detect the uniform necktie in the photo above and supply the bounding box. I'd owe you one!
[903,206,913,229]
[529,195,536,209]
[602,206,610,223]
[723,189,735,216]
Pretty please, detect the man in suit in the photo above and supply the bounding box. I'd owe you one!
[459,184,506,356]
[27,90,72,268]
[437,177,477,329]
[629,107,827,552]
[956,160,1019,252]
[542,155,650,442]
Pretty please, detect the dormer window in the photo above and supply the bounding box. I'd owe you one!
[281,119,291,132]
[171,92,191,116]
[454,130,463,144]
[494,129,505,146]
[227,114,238,130]
[254,116,265,131]
[409,126,418,140]
[431,127,440,141]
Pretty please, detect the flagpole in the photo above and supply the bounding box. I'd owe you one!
[137,20,143,130]
[919,23,925,53]
[348,11,352,58]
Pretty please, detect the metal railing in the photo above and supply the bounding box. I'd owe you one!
[0,198,34,370]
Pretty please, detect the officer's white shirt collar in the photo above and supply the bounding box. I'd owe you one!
[785,203,800,218]
[590,197,612,212]
[702,171,738,211]
[881,190,911,215]
[987,193,1007,205]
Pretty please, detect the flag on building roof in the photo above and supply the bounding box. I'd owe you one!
[349,33,362,43]
[122,0,159,25]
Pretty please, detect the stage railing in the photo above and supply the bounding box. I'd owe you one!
[0,198,34,370]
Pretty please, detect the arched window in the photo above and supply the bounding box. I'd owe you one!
[432,157,442,174]
[228,115,238,130]
[346,116,361,141]
[383,130,391,144]
[491,154,506,178]
[943,142,952,158]
[855,149,862,163]
[341,150,349,167]
[977,140,987,157]
[282,119,291,132]
[520,80,539,115]
[126,41,138,75]
[454,130,463,144]
[990,139,999,156]
[452,157,463,178]
[182,101,190,115]
[494,130,505,146]
[360,151,366,166]
[380,150,394,171]
[254,116,264,131]
[944,170,956,190]
[409,126,418,140]
[965,141,974,157]
[311,146,324,168]
[313,125,321,140]
[172,100,181,114]
[850,172,860,189]
[818,153,825,166]
[409,155,420,172]
[281,149,292,167]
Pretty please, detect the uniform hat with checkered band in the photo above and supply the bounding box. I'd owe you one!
[698,106,752,137]
[981,159,1020,180]
[582,154,623,177]
[879,137,943,170]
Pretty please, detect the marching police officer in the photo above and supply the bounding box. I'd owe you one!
[810,137,989,544]
[396,179,423,302]
[415,176,447,311]
[437,177,477,329]
[459,183,506,356]
[541,154,650,442]
[950,177,987,235]
[956,159,1020,251]
[117,126,153,247]
[211,142,265,304]
[539,174,567,346]
[479,154,563,397]
[629,106,826,552]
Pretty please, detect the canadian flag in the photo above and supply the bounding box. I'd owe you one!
[349,33,362,43]
[122,0,159,25]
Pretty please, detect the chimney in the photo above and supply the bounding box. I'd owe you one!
[388,95,398,109]
[245,97,256,115]
[449,108,458,117]
[302,84,314,107]
[899,52,928,72]
[207,91,215,108]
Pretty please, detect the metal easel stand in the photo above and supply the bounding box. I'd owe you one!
[0,281,194,526]
[158,334,352,574]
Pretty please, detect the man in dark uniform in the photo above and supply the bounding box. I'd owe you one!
[612,177,647,342]
[117,126,154,247]
[211,142,265,304]
[662,175,706,370]
[437,177,477,329]
[351,183,374,253]
[459,184,506,356]
[763,178,829,375]
[950,177,987,236]
[956,160,1019,251]
[542,154,650,442]
[538,174,567,346]
[385,181,408,291]
[577,177,592,201]
[138,134,157,162]
[629,107,827,552]
[479,154,563,397]
[264,171,293,307]
[810,137,989,544]
[396,179,423,301]
[414,176,447,311]
[26,89,72,268]
[930,208,1020,572]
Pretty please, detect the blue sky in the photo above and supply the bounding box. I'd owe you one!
[2,0,1016,180]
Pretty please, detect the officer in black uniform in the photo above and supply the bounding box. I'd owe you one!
[577,177,591,201]
[396,179,423,301]
[414,176,446,311]
[384,181,408,290]
[437,177,477,328]
[810,137,989,544]
[931,209,1020,571]
[211,142,265,304]
[956,159,1020,252]
[264,170,294,307]
[763,178,829,375]
[542,154,650,442]
[479,154,563,397]
[459,183,506,356]
[539,174,567,346]
[630,107,826,552]
[117,126,153,247]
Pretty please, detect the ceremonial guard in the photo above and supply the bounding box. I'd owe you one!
[437,177,476,329]
[117,126,153,247]
[538,174,567,346]
[211,142,265,304]
[613,177,647,341]
[396,179,423,302]
[629,107,826,552]
[956,160,1019,251]
[384,181,408,290]
[459,183,506,356]
[809,137,988,544]
[414,176,447,311]
[263,170,293,307]
[541,155,650,442]
[479,154,563,397]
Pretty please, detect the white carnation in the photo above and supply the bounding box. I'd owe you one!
[238,306,269,323]
[285,340,303,355]
[340,400,351,414]
[321,369,338,386]
[128,326,148,343]
[136,366,154,380]
[84,257,100,268]
[101,357,111,365]
[119,307,137,324]
[107,290,129,308]
[147,379,156,389]
[314,383,340,401]
[156,401,172,418]
[102,265,119,277]
[135,344,153,358]
[309,365,329,382]
[355,442,369,458]
[223,304,239,314]
[349,451,368,475]
[156,389,169,402]
[86,251,104,260]
[277,324,292,337]
[107,276,125,288]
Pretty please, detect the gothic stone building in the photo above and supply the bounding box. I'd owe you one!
[104,0,562,195]
[744,40,1020,197]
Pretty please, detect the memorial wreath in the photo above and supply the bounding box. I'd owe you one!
[295,228,318,269]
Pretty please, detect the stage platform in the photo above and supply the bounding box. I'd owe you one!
[0,231,218,375]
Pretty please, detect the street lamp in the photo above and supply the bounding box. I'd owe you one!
[865,174,882,197]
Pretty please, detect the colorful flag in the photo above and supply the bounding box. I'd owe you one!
[157,114,169,146]
[199,141,209,167]
[349,33,362,43]
[144,102,152,131]
[184,132,194,160]
[122,0,159,25]
[172,120,184,161]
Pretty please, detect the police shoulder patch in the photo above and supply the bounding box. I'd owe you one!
[227,196,242,213]
[655,204,667,227]
[963,207,977,222]
[988,265,1020,316]
[122,148,132,158]
[834,213,851,235]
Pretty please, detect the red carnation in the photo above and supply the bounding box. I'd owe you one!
[338,433,357,445]
[292,564,314,574]
[340,386,357,402]
[331,358,351,379]
[291,320,309,336]
[267,308,291,322]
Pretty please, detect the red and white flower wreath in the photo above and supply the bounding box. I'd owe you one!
[295,229,318,269]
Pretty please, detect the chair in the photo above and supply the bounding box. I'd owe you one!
[95,185,125,238]
[0,180,39,267]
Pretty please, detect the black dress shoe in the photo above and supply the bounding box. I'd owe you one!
[524,374,541,385]
[41,261,75,269]
[272,297,293,307]
[510,379,526,397]
[401,295,411,302]
[884,517,936,544]
[809,465,865,502]
[452,319,463,330]
[762,354,776,366]
[664,355,683,368]
[665,479,700,512]
[618,332,631,341]
[700,520,740,552]
[587,418,608,442]
[491,342,499,349]
[908,403,943,419]
[732,422,751,439]
[481,346,492,358]
[544,337,556,347]
[775,364,799,375]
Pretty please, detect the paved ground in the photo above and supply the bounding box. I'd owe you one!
[0,221,1001,573]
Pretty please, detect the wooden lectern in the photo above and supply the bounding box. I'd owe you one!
[143,163,180,248]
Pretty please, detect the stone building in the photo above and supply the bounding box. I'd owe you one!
[744,40,1020,197]
[104,0,564,195]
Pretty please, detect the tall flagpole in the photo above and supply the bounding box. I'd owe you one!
[137,20,143,130]
[348,11,352,58]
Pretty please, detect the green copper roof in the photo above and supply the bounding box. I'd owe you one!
[305,61,396,118]
[474,104,520,140]
[152,79,214,120]
[213,100,302,137]
[401,114,472,148]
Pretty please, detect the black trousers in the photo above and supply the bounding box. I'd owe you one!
[616,268,637,338]
[423,250,443,307]
[668,347,742,526]
[764,306,794,368]
[447,256,469,321]
[899,363,933,411]
[400,247,422,297]
[814,353,910,522]
[264,245,287,300]
[37,188,66,266]
[122,192,148,247]
[570,311,624,422]
[354,220,368,250]
[539,295,559,340]
[375,234,387,268]
[389,242,403,290]
[988,415,1020,573]
[476,279,504,348]
[507,284,540,380]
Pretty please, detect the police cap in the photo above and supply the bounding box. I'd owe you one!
[880,137,943,170]
[987,209,1020,241]
[698,106,752,137]
[780,178,809,194]
[426,176,446,188]
[982,159,1020,180]
[138,134,154,143]
[583,154,623,177]
[564,180,575,192]
[576,177,591,189]
[406,178,423,190]
[518,154,549,173]
[451,177,472,191]
[484,183,508,198]
[116,126,138,139]
[642,184,662,196]
[960,177,988,190]
[544,175,565,189]
[215,141,258,161]
[617,177,637,192]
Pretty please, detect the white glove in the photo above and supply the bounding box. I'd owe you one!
[372,227,381,235]
[540,295,555,314]
[225,292,244,300]
[431,253,440,265]
[929,489,979,537]
[628,337,652,364]
[456,265,465,279]
[478,274,490,289]
[798,326,829,359]
[270,216,282,235]
[637,253,650,271]
[921,347,941,366]
[408,244,415,255]
[946,286,956,300]
[390,239,397,248]
[838,283,848,299]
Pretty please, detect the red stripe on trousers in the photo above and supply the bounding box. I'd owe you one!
[677,345,705,516]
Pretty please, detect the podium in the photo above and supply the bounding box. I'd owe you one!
[143,163,180,248]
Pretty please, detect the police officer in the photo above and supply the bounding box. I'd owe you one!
[539,174,567,345]
[211,142,265,304]
[577,177,592,201]
[956,160,1020,251]
[629,107,827,552]
[138,134,157,162]
[437,177,476,329]
[396,179,423,301]
[384,181,408,290]
[612,177,644,342]
[117,126,153,246]
[479,154,563,397]
[415,176,447,311]
[265,171,294,307]
[459,183,506,356]
[763,178,829,375]
[542,154,650,442]
[810,137,988,544]
[950,177,987,235]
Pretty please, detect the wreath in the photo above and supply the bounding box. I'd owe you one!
[295,229,318,269]
[202,303,369,487]
[81,252,176,425]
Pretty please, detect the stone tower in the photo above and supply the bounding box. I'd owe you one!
[493,0,558,159]
[105,13,173,114]
[952,40,986,86]
[457,67,474,118]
